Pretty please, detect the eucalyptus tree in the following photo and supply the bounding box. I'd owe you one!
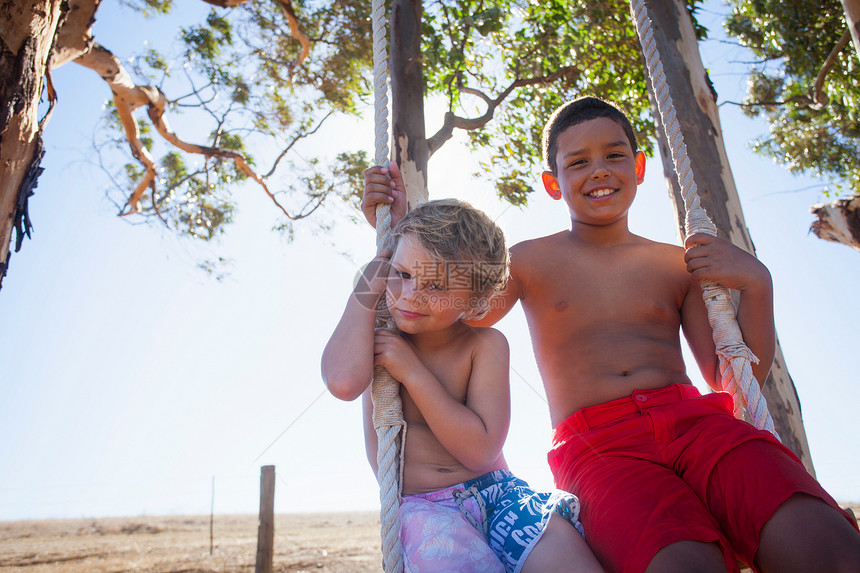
[1,0,816,464]
[725,0,860,250]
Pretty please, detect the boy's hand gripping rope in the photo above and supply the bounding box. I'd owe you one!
[629,0,778,437]
[371,0,406,572]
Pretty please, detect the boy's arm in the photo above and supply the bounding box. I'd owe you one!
[374,328,511,473]
[466,242,527,327]
[320,253,391,401]
[683,233,776,387]
[465,274,523,327]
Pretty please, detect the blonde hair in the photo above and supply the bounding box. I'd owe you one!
[391,199,509,309]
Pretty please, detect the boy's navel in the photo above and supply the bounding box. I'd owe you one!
[555,301,569,312]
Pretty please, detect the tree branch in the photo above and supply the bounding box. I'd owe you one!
[731,30,852,112]
[51,0,101,68]
[809,29,852,109]
[200,0,251,7]
[274,0,310,78]
[427,66,580,155]
[72,43,303,220]
[263,110,333,178]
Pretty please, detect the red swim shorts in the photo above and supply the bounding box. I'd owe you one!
[548,384,857,573]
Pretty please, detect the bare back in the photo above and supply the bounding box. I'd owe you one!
[510,231,714,427]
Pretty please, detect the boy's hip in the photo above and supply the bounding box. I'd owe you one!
[552,383,723,435]
[547,383,774,490]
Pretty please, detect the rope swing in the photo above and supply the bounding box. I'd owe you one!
[629,0,778,437]
[370,0,406,571]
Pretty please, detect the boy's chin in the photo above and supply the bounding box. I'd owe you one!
[390,318,418,333]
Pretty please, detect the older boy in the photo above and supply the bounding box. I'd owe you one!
[362,98,860,572]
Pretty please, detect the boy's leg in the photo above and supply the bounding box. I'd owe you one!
[644,540,730,573]
[754,493,860,572]
[691,431,860,572]
[550,390,741,573]
[569,456,735,573]
[519,513,604,573]
[475,473,603,573]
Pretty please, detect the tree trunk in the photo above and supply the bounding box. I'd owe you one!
[0,0,65,289]
[842,0,860,63]
[642,0,815,473]
[389,0,429,207]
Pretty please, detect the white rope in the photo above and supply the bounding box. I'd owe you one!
[629,0,778,437]
[370,0,405,571]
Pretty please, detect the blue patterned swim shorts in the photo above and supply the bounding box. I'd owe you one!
[399,469,583,573]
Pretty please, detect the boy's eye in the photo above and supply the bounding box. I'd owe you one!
[427,283,445,292]
[395,270,411,280]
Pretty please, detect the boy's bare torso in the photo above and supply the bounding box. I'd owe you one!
[512,230,709,427]
[398,325,508,494]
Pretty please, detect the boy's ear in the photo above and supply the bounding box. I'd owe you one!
[542,171,562,200]
[635,151,646,185]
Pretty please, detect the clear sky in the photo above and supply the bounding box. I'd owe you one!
[1,2,858,521]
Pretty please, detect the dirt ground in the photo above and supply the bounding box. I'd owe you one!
[0,512,383,572]
[1,506,857,572]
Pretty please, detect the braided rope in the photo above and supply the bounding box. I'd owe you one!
[629,0,777,437]
[370,0,405,571]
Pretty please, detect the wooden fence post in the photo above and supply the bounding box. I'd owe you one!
[210,475,215,555]
[255,465,275,573]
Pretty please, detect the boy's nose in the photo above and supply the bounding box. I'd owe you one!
[591,163,610,178]
[400,279,419,301]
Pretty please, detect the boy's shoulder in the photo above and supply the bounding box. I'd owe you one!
[509,231,569,260]
[510,231,685,260]
[461,324,509,353]
[636,234,686,254]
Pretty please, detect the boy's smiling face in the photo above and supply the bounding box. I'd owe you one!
[543,117,646,228]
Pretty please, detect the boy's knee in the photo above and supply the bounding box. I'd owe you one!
[644,540,728,573]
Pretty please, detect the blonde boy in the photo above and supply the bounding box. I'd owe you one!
[322,199,602,572]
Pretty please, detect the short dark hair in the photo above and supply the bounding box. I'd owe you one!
[542,97,639,174]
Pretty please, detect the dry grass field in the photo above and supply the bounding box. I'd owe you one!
[0,512,383,572]
[1,506,857,572]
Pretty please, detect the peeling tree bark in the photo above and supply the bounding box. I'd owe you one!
[810,193,860,251]
[51,0,99,67]
[642,0,815,472]
[0,0,65,290]
[390,0,429,208]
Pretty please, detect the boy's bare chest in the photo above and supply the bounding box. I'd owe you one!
[522,249,685,324]
[402,349,471,419]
